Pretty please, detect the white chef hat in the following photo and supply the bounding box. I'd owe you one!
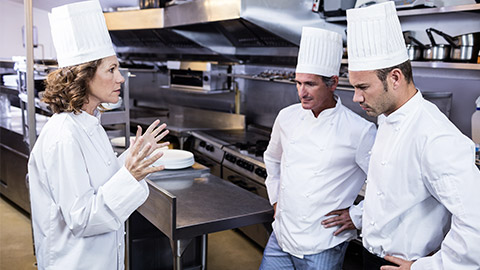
[346,1,408,71]
[296,27,343,77]
[49,0,115,68]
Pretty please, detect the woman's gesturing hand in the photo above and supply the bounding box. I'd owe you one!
[132,120,170,156]
[125,120,170,181]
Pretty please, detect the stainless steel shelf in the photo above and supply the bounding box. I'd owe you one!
[397,3,480,17]
[341,58,480,70]
[0,85,18,96]
[325,3,480,22]
[325,16,346,22]
[159,85,233,94]
[233,74,296,84]
[101,110,129,125]
[411,61,480,70]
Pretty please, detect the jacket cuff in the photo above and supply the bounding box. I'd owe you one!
[349,201,363,230]
[102,166,149,222]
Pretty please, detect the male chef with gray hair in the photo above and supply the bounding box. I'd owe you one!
[346,2,480,269]
[260,26,376,270]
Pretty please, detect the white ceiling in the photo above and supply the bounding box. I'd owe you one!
[8,0,138,11]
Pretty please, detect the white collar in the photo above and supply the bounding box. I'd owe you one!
[303,94,342,120]
[72,109,102,134]
[379,90,422,126]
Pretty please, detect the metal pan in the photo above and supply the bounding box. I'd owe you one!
[423,28,451,61]
[447,31,479,47]
[427,28,480,63]
[406,35,427,61]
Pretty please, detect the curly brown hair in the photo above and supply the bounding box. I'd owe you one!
[42,59,102,114]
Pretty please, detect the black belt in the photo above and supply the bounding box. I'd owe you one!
[362,246,398,270]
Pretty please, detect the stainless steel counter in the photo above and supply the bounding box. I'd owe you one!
[135,163,274,269]
[0,106,49,136]
[0,106,49,213]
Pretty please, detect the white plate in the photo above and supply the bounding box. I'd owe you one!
[151,149,195,169]
[101,96,122,110]
[110,136,132,147]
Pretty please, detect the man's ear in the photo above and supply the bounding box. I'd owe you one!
[389,68,403,90]
[330,75,339,92]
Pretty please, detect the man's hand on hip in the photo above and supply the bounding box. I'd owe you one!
[322,208,356,236]
[381,255,413,270]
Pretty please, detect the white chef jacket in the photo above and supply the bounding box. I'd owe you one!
[28,110,149,270]
[264,96,376,258]
[362,91,480,269]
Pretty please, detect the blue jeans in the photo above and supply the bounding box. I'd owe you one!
[259,232,348,270]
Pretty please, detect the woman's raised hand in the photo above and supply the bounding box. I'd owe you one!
[133,120,170,156]
[125,120,170,181]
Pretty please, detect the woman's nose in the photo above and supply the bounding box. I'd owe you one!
[117,71,125,84]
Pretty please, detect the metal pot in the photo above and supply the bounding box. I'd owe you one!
[406,35,426,61]
[423,28,451,61]
[139,0,169,8]
[450,46,475,62]
[406,44,422,61]
[426,28,480,63]
[423,44,451,61]
[448,32,479,47]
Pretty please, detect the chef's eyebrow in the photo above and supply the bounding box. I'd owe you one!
[352,83,368,89]
[294,79,317,85]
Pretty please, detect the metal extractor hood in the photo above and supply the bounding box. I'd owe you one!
[104,0,345,61]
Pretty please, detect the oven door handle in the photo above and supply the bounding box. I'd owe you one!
[227,175,258,193]
[195,156,215,168]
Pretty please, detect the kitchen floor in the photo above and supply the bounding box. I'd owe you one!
[0,196,263,270]
[1,196,362,270]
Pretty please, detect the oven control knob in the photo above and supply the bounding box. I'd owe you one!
[199,141,206,147]
[246,163,254,172]
[255,168,267,178]
[206,145,214,152]
[225,154,237,163]
[236,159,244,167]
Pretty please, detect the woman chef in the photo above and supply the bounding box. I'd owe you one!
[27,1,168,269]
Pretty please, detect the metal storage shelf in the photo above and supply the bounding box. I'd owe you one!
[410,61,480,70]
[325,3,480,22]
[396,3,480,17]
[159,85,233,94]
[233,74,295,84]
[0,85,18,96]
[340,59,480,70]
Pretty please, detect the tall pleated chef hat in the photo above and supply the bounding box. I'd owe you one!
[49,0,115,68]
[346,1,408,71]
[296,27,343,77]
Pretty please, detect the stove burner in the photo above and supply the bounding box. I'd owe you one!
[234,140,269,157]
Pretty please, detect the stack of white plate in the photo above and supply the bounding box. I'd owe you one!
[110,136,132,148]
[151,149,194,169]
[2,75,18,87]
[101,96,123,111]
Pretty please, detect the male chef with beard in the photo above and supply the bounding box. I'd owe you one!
[346,2,480,269]
[259,27,377,270]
